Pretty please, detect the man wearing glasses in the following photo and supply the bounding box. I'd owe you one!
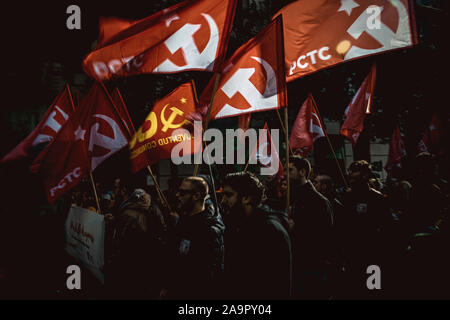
[164,176,225,299]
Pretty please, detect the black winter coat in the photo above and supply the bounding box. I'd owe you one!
[223,205,292,299]
[167,202,225,299]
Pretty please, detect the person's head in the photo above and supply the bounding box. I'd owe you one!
[289,156,311,183]
[221,172,264,217]
[348,160,372,188]
[120,188,151,212]
[101,191,116,210]
[176,176,209,214]
[414,152,437,182]
[313,174,335,197]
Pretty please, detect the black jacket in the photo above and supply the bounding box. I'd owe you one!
[167,201,225,299]
[290,181,335,268]
[223,205,292,300]
[341,186,392,262]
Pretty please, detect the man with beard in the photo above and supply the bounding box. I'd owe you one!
[220,172,291,299]
[165,176,225,299]
[288,156,335,299]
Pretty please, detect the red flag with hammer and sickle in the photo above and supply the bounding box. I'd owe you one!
[290,94,327,157]
[340,63,376,145]
[198,15,287,120]
[275,0,417,82]
[83,0,237,81]
[129,81,201,173]
[30,83,131,204]
[1,84,75,165]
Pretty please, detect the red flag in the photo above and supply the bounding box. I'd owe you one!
[111,87,135,137]
[129,81,201,173]
[385,125,406,172]
[198,15,287,120]
[30,83,131,204]
[248,123,283,178]
[274,0,417,82]
[417,113,443,155]
[289,94,326,156]
[1,84,75,164]
[83,0,237,81]
[238,113,251,144]
[340,63,376,145]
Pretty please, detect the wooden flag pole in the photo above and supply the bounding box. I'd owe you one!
[243,157,251,172]
[89,171,102,215]
[276,109,295,156]
[193,73,222,176]
[284,107,290,216]
[112,88,173,211]
[146,165,173,212]
[324,135,349,189]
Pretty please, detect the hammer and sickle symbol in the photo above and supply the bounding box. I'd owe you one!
[160,104,190,132]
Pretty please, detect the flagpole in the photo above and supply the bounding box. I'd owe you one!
[89,171,102,215]
[276,109,295,156]
[243,157,251,172]
[147,165,173,212]
[284,107,290,216]
[312,96,349,189]
[324,135,349,189]
[193,73,222,176]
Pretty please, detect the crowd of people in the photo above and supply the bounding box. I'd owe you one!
[68,152,450,299]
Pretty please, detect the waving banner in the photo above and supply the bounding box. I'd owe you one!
[129,81,201,173]
[290,94,327,156]
[1,84,75,164]
[275,0,417,82]
[199,15,287,120]
[30,83,131,204]
[83,0,237,81]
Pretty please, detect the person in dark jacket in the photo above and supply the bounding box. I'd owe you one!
[288,156,335,299]
[220,172,292,300]
[108,189,167,299]
[341,160,393,298]
[165,176,225,300]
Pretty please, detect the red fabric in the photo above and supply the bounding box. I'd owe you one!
[385,125,406,171]
[238,113,251,144]
[111,87,135,137]
[274,0,417,82]
[1,84,75,164]
[199,15,287,120]
[129,81,201,173]
[30,83,131,204]
[289,93,326,156]
[83,0,237,81]
[417,113,443,155]
[249,123,284,179]
[340,63,376,145]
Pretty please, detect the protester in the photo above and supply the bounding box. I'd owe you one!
[312,174,349,297]
[341,160,393,297]
[108,189,167,299]
[288,156,335,299]
[220,172,292,299]
[164,176,225,299]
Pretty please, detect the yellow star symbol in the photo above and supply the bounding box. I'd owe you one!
[180,97,187,104]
